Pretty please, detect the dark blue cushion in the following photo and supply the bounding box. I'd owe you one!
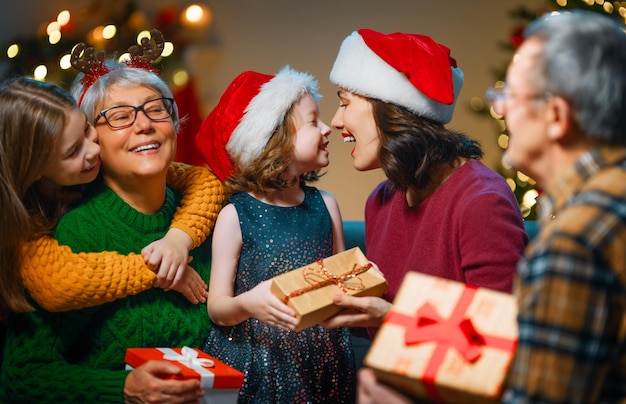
[343,220,539,255]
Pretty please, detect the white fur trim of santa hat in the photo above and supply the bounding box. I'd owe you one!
[226,65,321,169]
[329,29,464,124]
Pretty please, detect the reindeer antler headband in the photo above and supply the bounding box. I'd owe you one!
[71,29,165,106]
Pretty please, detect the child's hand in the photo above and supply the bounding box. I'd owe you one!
[142,228,194,289]
[142,228,208,303]
[244,279,298,331]
[169,265,208,304]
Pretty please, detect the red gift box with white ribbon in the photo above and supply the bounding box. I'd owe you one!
[364,272,518,404]
[124,347,244,404]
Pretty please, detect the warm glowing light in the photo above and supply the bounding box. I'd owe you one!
[497,134,509,149]
[103,25,117,40]
[49,31,62,44]
[506,178,516,192]
[33,65,48,80]
[517,171,531,183]
[522,189,539,207]
[137,30,151,45]
[46,21,61,36]
[469,96,484,112]
[501,155,512,170]
[186,5,204,23]
[162,42,174,57]
[172,69,189,87]
[118,52,131,63]
[60,54,72,69]
[489,106,503,120]
[556,0,567,5]
[89,26,105,44]
[182,4,212,27]
[7,44,19,58]
[604,2,614,13]
[57,10,70,26]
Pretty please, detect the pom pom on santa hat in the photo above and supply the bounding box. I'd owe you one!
[195,65,320,182]
[329,28,463,124]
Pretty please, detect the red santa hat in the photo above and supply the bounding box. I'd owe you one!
[329,29,463,124]
[195,65,320,181]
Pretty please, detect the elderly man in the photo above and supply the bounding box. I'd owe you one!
[495,10,626,403]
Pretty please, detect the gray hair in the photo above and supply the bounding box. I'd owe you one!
[524,10,626,145]
[69,60,180,132]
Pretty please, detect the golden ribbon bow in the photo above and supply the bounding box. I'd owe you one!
[283,259,372,303]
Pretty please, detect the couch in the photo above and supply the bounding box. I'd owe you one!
[343,220,539,254]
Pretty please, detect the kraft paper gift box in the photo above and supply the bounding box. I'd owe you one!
[270,247,388,332]
[124,347,244,404]
[364,272,518,404]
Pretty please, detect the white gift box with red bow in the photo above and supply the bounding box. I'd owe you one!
[124,347,244,404]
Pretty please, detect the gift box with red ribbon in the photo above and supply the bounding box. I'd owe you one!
[270,247,388,332]
[124,347,244,404]
[364,272,518,403]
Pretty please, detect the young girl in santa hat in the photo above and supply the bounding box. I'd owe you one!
[196,65,356,403]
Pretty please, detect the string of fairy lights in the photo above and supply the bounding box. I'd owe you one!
[571,0,626,17]
[3,0,625,220]
[472,0,626,219]
[1,2,213,89]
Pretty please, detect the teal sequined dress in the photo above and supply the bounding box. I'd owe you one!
[202,186,356,403]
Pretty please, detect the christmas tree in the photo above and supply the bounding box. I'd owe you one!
[474,0,626,219]
[0,0,214,165]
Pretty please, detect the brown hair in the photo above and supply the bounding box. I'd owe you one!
[0,77,77,318]
[225,100,322,196]
[371,98,483,193]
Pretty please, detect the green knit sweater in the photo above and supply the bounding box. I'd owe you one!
[1,184,212,403]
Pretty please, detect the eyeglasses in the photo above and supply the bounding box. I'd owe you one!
[486,86,552,115]
[95,97,175,129]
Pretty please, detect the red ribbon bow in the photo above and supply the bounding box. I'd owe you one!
[385,285,516,402]
[404,302,485,362]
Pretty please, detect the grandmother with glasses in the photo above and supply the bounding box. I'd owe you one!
[95,97,175,129]
[0,50,214,402]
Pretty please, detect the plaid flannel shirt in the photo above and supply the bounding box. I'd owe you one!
[504,146,626,403]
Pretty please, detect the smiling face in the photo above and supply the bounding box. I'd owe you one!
[289,93,331,176]
[331,89,380,171]
[502,38,551,181]
[40,107,101,187]
[94,84,177,186]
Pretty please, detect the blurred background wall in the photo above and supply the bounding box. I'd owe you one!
[3,0,614,220]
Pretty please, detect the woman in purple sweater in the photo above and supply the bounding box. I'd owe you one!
[323,29,527,330]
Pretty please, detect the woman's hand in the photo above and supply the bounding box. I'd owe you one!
[168,265,208,304]
[321,294,392,329]
[142,228,207,304]
[357,368,415,404]
[123,360,205,404]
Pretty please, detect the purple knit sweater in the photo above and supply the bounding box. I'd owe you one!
[365,160,528,302]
